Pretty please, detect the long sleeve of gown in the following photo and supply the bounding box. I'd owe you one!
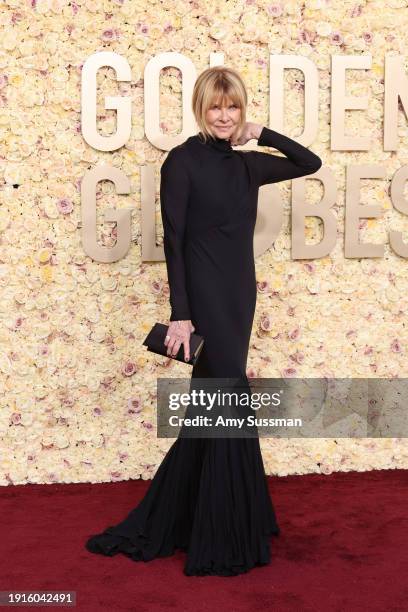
[247,126,322,186]
[160,149,192,322]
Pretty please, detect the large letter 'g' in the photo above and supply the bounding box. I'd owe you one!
[81,165,132,263]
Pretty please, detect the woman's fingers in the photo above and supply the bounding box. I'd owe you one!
[164,331,177,355]
[166,336,190,359]
[166,337,175,355]
[164,320,193,360]
[167,337,181,357]
[183,340,190,362]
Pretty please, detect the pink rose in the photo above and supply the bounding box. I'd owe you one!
[290,350,304,364]
[152,280,164,294]
[266,3,283,17]
[330,31,344,45]
[122,362,137,377]
[10,413,21,425]
[257,280,270,293]
[57,198,73,214]
[14,317,23,330]
[350,5,363,17]
[260,314,271,331]
[101,29,115,41]
[391,339,402,353]
[128,397,142,413]
[304,262,316,273]
[101,28,120,42]
[288,327,300,341]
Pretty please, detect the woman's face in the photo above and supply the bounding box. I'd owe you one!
[205,96,241,140]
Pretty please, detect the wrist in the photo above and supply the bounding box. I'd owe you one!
[251,124,264,141]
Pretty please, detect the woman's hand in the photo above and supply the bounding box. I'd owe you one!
[230,122,263,146]
[164,320,195,361]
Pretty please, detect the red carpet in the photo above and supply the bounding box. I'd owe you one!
[2,468,407,611]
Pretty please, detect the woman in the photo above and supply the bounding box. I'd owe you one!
[85,66,322,576]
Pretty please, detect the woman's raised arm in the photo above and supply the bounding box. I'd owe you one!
[160,148,192,322]
[247,126,322,186]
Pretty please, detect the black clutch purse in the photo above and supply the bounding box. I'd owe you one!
[142,322,204,365]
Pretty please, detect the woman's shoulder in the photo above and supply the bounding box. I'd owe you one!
[160,142,193,181]
[163,140,191,160]
[161,136,200,172]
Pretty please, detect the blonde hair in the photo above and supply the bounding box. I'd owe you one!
[191,67,247,143]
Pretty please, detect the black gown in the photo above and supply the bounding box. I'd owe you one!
[85,127,322,576]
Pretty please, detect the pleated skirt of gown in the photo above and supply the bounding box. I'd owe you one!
[85,357,280,577]
[85,436,280,576]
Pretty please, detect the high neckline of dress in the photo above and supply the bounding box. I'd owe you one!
[196,131,233,152]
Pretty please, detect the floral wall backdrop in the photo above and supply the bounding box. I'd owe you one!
[0,0,407,485]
